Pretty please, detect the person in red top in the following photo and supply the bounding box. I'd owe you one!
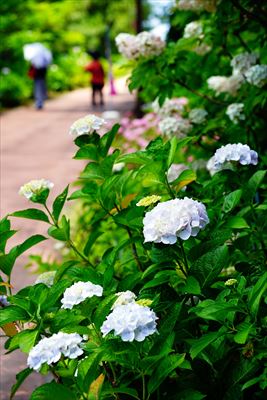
[85,51,105,106]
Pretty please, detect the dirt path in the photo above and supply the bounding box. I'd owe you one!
[0,79,135,399]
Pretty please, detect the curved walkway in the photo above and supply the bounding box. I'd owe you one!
[0,79,135,399]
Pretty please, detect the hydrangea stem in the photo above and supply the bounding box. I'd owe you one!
[179,239,189,275]
[44,204,93,266]
[141,373,146,400]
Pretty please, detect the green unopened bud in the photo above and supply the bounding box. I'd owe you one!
[225,278,237,286]
[136,299,153,307]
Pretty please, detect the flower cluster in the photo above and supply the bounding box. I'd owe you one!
[137,195,161,207]
[213,143,258,170]
[112,291,137,309]
[115,31,165,60]
[183,21,203,39]
[27,332,83,371]
[101,303,158,342]
[69,114,106,138]
[143,197,209,244]
[35,271,56,287]
[189,108,208,124]
[207,75,243,96]
[226,103,245,124]
[119,113,159,152]
[176,0,217,12]
[153,97,188,118]
[231,52,258,75]
[19,179,54,200]
[61,281,103,309]
[244,65,267,88]
[159,117,192,138]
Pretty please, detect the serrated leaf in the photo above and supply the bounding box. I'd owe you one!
[10,368,33,399]
[77,351,104,393]
[0,306,30,326]
[52,185,69,222]
[182,276,201,295]
[189,331,224,359]
[171,169,197,191]
[241,376,261,391]
[48,216,70,241]
[99,123,120,157]
[117,152,151,165]
[93,295,116,329]
[0,230,17,252]
[30,382,77,400]
[11,209,50,223]
[167,137,178,168]
[223,190,242,213]
[18,329,39,353]
[234,319,254,344]
[0,234,47,276]
[102,387,139,399]
[248,271,267,317]
[148,353,185,394]
[225,216,249,229]
[74,145,99,161]
[190,300,241,322]
[246,170,266,200]
[190,245,228,287]
[88,373,105,399]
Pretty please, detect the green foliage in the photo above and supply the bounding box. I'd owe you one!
[1,1,267,399]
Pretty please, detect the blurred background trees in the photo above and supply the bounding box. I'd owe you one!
[0,0,149,107]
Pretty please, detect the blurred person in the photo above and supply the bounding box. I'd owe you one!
[28,64,47,110]
[85,51,105,106]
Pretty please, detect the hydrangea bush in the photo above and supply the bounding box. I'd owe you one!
[1,1,267,399]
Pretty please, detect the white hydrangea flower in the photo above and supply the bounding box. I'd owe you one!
[231,52,258,75]
[136,31,165,58]
[69,114,106,138]
[206,155,234,176]
[115,33,140,60]
[143,197,209,244]
[153,97,188,117]
[176,0,217,12]
[0,295,9,307]
[244,65,267,88]
[159,117,192,138]
[226,103,245,124]
[101,303,158,342]
[115,31,165,60]
[167,164,188,183]
[19,179,54,200]
[189,108,208,124]
[213,143,258,170]
[35,271,56,287]
[27,332,83,371]
[112,291,137,309]
[207,74,243,96]
[183,21,203,39]
[61,281,103,309]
